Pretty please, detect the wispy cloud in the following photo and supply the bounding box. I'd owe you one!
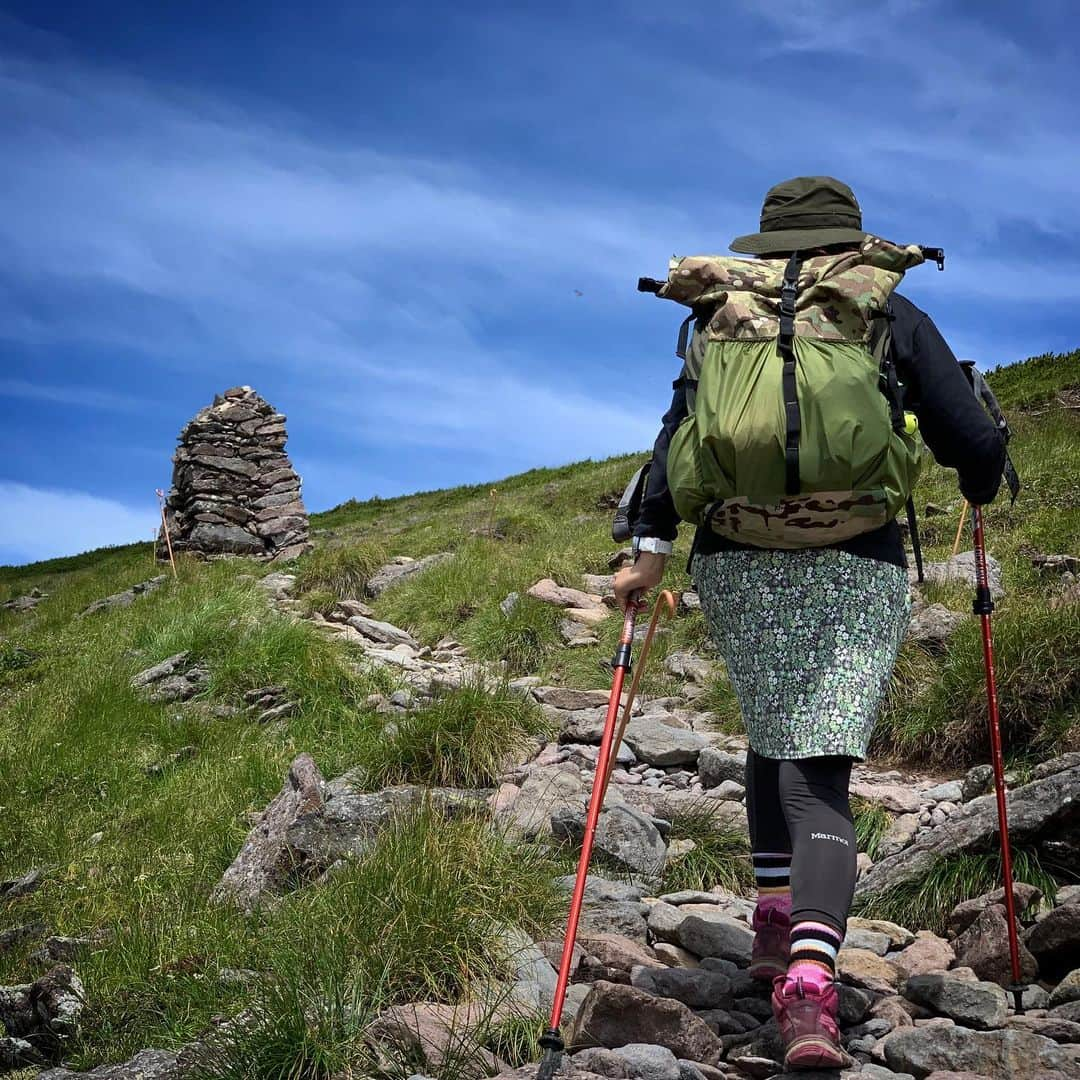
[1,4,1077,566]
[0,481,158,565]
[0,379,145,412]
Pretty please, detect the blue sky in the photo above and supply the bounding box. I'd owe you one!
[2,1,1078,565]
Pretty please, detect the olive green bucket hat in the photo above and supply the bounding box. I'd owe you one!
[730,175,869,255]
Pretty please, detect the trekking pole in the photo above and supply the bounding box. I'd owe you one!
[951,499,970,558]
[971,504,1025,1013]
[538,594,642,1080]
[598,590,677,806]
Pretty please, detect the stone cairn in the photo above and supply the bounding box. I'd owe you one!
[157,387,311,562]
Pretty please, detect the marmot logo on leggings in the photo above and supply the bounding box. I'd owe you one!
[810,832,850,846]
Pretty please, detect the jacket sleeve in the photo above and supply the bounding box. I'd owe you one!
[896,301,1006,506]
[632,380,687,542]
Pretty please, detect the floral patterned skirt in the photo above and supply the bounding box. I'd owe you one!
[693,548,910,760]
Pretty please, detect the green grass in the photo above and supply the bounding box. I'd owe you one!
[875,602,1080,766]
[857,848,1061,935]
[852,797,892,861]
[1,346,1078,1073]
[293,540,387,603]
[659,801,753,895]
[985,348,1080,411]
[355,681,553,790]
[184,805,563,1080]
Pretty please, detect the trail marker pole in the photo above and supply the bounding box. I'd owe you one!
[156,489,178,580]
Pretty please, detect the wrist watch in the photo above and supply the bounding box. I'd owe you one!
[633,536,673,556]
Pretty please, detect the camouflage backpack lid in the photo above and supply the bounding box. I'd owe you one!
[643,236,931,549]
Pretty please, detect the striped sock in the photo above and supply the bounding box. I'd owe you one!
[752,851,792,911]
[787,920,843,986]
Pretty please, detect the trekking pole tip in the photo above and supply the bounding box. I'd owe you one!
[537,1027,564,1079]
[1010,984,1026,1015]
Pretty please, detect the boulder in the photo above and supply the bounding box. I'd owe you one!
[948,883,1043,938]
[1009,1014,1080,1045]
[906,602,966,654]
[38,1049,183,1079]
[527,579,609,620]
[696,748,746,789]
[0,965,85,1068]
[923,551,1004,599]
[366,553,455,597]
[844,926,893,956]
[498,764,586,840]
[579,934,663,981]
[836,948,905,994]
[552,803,667,878]
[847,917,917,949]
[895,932,956,977]
[369,1000,506,1078]
[883,1024,1079,1079]
[877,813,921,859]
[953,905,1040,988]
[579,903,650,945]
[213,758,481,909]
[904,973,1009,1030]
[851,781,923,814]
[537,687,613,711]
[856,766,1080,900]
[622,718,710,768]
[569,981,724,1066]
[674,913,753,966]
[664,653,714,685]
[1028,905,1080,981]
[210,753,327,910]
[629,966,733,1010]
[498,927,558,1011]
[80,576,168,616]
[1050,971,1080,1010]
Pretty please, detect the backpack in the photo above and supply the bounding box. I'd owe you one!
[639,236,941,549]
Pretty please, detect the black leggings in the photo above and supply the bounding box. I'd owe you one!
[745,750,857,936]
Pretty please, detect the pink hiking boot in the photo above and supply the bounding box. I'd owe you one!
[771,974,852,1071]
[748,905,790,983]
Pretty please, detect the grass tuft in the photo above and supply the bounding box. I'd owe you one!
[659,801,753,895]
[852,797,892,861]
[294,541,387,603]
[188,805,562,1079]
[356,681,553,790]
[856,848,1060,935]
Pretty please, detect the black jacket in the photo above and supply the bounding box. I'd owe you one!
[634,293,1007,570]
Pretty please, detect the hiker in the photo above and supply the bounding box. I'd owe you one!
[614,176,1006,1070]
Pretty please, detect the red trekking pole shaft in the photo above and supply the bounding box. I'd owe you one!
[972,506,1024,997]
[539,596,639,1068]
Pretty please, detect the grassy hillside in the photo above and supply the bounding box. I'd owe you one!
[0,348,1077,1075]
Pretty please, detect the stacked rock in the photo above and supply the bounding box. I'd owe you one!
[157,387,311,562]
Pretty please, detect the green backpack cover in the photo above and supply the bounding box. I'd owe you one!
[652,235,927,549]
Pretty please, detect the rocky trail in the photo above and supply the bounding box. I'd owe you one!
[5,549,1080,1080]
